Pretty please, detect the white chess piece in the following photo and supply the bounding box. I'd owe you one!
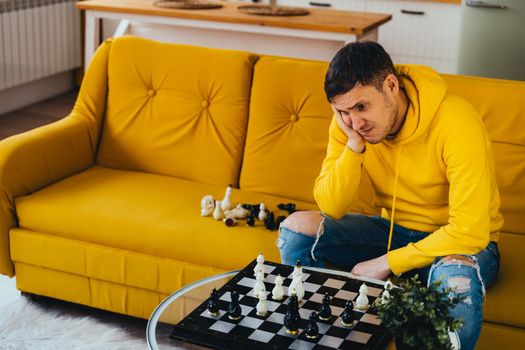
[258,203,267,222]
[200,195,215,216]
[253,253,265,277]
[356,283,369,310]
[212,200,224,220]
[288,262,305,302]
[381,289,390,304]
[220,185,233,211]
[384,279,394,290]
[253,271,265,298]
[272,274,284,301]
[224,203,249,219]
[381,279,393,304]
[256,290,268,316]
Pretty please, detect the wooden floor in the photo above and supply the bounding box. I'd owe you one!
[0,91,78,141]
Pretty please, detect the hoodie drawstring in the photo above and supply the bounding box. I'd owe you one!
[387,147,402,252]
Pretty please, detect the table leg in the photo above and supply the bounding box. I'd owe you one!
[84,11,100,68]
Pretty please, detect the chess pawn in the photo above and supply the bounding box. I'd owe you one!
[356,283,369,310]
[258,203,267,222]
[228,291,242,320]
[256,290,268,317]
[341,300,355,327]
[288,261,305,302]
[200,195,215,216]
[318,293,332,321]
[305,311,319,339]
[271,274,284,301]
[253,271,265,298]
[221,185,233,211]
[207,288,219,316]
[213,200,224,220]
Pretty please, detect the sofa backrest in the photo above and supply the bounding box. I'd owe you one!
[96,36,257,187]
[443,74,525,235]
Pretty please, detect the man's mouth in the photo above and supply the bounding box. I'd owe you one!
[359,127,373,135]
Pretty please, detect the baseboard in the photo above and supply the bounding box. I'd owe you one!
[0,71,75,116]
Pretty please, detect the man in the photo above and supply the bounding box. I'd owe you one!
[277,42,502,350]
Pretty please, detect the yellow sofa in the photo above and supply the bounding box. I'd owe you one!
[0,37,523,348]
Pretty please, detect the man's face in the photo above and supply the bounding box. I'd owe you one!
[331,79,398,144]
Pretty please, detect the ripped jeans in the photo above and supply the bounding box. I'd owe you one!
[277,213,500,350]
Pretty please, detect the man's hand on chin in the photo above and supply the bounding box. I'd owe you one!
[351,254,392,281]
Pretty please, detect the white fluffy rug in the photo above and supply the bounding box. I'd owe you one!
[0,298,146,350]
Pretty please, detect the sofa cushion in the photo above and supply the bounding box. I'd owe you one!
[484,232,525,328]
[240,56,377,215]
[14,166,317,271]
[97,36,258,187]
[443,75,525,235]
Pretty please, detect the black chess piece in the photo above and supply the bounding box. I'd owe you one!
[341,299,355,327]
[207,288,219,316]
[275,215,286,228]
[246,215,256,226]
[228,291,242,320]
[305,311,319,339]
[241,203,260,217]
[264,211,276,230]
[277,202,296,214]
[318,292,332,321]
[284,293,300,335]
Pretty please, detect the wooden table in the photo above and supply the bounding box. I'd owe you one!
[76,0,391,66]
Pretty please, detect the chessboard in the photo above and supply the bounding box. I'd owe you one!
[170,259,392,349]
[170,260,392,350]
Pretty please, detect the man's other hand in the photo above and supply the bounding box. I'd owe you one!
[351,254,392,280]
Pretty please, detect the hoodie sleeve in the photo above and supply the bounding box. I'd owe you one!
[313,117,365,219]
[387,105,492,275]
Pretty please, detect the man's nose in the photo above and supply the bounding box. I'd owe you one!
[350,116,366,130]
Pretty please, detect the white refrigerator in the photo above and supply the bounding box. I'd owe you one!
[458,0,525,81]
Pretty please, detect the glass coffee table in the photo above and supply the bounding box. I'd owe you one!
[146,267,390,350]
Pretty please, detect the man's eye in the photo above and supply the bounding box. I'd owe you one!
[357,104,366,112]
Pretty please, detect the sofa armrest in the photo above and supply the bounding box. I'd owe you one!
[0,116,96,276]
[0,39,113,277]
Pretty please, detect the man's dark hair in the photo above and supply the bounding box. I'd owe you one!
[324,41,396,102]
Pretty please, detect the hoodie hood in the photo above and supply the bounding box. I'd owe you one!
[385,64,447,146]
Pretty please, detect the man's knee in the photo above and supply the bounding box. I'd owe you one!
[280,211,324,237]
[429,255,481,295]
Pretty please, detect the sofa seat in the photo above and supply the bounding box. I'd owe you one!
[483,232,525,329]
[15,166,317,272]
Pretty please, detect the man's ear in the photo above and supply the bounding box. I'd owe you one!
[384,74,399,94]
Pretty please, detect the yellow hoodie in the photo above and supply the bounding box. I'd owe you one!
[314,65,504,275]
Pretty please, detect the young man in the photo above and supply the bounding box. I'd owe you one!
[277,42,502,350]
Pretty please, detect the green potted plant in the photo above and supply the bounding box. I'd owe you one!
[373,275,463,350]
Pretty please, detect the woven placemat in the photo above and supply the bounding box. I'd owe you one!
[153,0,223,10]
[237,4,310,16]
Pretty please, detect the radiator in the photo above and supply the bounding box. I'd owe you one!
[0,0,81,91]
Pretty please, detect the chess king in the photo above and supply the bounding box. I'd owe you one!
[277,41,502,350]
